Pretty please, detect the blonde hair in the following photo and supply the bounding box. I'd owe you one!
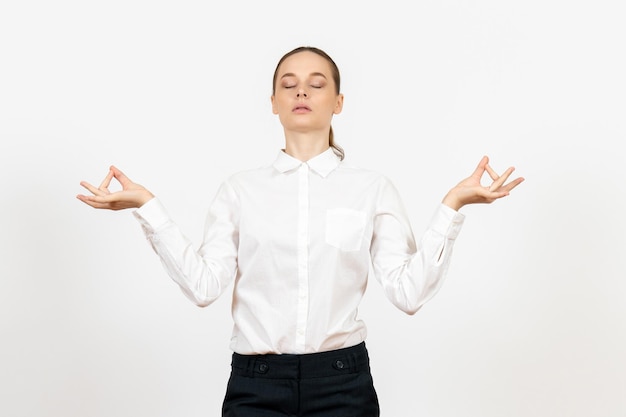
[272,46,345,160]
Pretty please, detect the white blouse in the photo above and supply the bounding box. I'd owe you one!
[133,148,465,355]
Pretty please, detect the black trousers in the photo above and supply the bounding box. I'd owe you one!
[222,342,380,417]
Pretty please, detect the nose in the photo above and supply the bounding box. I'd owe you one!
[296,88,308,98]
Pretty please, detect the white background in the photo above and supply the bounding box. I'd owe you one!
[1,1,625,416]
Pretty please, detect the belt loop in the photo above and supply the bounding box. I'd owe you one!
[350,351,358,372]
[248,357,256,377]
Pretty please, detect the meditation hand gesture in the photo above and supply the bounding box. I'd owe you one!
[77,165,154,210]
[442,156,524,211]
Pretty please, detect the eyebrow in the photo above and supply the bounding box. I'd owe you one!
[280,72,328,80]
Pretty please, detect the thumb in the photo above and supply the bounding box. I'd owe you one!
[110,165,133,186]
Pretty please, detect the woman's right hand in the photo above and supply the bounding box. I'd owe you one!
[77,165,154,210]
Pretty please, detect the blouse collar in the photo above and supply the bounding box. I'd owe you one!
[273,148,341,178]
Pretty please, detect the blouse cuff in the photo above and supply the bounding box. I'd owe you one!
[430,203,465,239]
[132,197,171,230]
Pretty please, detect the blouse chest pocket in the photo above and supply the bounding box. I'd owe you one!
[325,208,367,252]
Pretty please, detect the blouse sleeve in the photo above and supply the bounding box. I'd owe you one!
[370,177,465,314]
[132,180,240,306]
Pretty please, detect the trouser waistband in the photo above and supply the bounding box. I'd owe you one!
[230,342,370,379]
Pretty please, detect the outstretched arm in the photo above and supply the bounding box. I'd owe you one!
[77,166,237,306]
[77,166,154,210]
[442,155,524,211]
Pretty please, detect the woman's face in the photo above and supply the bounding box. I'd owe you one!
[271,51,343,135]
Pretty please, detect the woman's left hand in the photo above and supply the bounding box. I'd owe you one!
[442,155,524,211]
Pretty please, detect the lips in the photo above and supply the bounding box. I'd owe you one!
[292,104,311,113]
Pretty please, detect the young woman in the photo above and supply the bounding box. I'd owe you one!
[77,46,524,417]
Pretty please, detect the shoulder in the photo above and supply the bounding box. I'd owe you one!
[220,164,275,190]
[336,160,396,188]
[227,164,272,180]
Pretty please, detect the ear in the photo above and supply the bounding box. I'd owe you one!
[271,95,279,115]
[333,94,344,115]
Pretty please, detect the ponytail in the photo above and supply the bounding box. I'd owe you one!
[329,126,344,161]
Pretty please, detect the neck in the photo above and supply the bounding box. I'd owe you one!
[283,130,330,162]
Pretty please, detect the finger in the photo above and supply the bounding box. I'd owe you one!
[489,167,515,191]
[470,155,489,180]
[79,181,106,197]
[485,164,499,182]
[110,165,133,187]
[97,169,114,193]
[76,194,111,209]
[497,167,516,187]
[501,176,525,192]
